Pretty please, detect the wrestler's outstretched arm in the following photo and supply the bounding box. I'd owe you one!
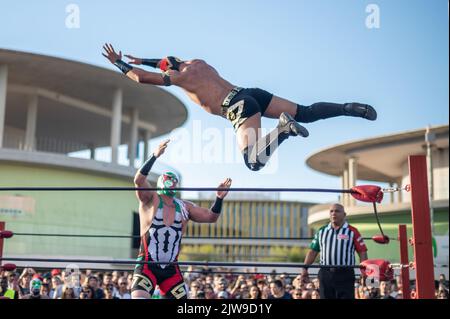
[187,178,232,223]
[127,67,166,85]
[134,139,170,204]
[124,54,161,68]
[102,43,171,85]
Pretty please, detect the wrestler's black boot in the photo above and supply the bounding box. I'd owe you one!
[343,103,377,121]
[242,112,309,171]
[278,112,309,137]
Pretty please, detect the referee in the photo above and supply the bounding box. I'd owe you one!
[301,203,368,299]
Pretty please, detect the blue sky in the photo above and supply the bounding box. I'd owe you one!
[1,0,448,203]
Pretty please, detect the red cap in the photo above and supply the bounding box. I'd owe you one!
[1,263,16,271]
[51,269,61,276]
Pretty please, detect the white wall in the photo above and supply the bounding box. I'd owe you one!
[434,148,449,201]
[401,147,449,203]
[3,125,26,149]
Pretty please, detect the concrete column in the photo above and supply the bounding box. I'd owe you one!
[389,182,395,204]
[397,179,403,203]
[342,168,349,206]
[128,108,139,167]
[24,95,38,151]
[89,143,96,160]
[425,126,436,234]
[110,89,123,164]
[143,130,152,159]
[0,65,8,148]
[348,157,358,206]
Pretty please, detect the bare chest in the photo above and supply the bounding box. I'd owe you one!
[178,61,234,112]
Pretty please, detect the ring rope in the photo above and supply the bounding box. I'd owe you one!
[8,232,377,241]
[0,257,361,269]
[174,270,318,276]
[372,202,386,238]
[0,186,356,193]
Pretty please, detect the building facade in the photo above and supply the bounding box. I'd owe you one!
[180,196,315,262]
[0,49,187,266]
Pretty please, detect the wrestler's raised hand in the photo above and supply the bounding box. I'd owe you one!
[102,43,122,64]
[216,178,232,199]
[124,54,142,65]
[153,139,170,158]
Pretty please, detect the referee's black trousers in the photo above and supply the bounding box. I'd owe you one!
[318,268,355,299]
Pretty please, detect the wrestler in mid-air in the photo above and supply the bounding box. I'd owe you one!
[102,44,377,171]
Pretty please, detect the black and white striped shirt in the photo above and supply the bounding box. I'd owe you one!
[309,222,367,266]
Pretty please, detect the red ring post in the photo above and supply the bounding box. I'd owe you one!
[0,221,5,267]
[408,155,435,299]
[398,224,410,299]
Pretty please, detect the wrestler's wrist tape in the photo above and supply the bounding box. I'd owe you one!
[114,59,133,74]
[114,58,172,86]
[162,71,172,86]
[211,197,223,214]
[139,155,157,176]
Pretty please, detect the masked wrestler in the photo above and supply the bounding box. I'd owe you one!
[130,139,231,299]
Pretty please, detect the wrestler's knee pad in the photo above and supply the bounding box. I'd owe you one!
[242,147,265,171]
[131,273,155,296]
[165,282,188,299]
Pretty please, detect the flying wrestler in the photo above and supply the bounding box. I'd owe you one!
[130,139,231,299]
[102,43,377,171]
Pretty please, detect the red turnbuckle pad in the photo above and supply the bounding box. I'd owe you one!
[0,230,13,238]
[360,259,394,281]
[372,234,390,244]
[351,185,384,203]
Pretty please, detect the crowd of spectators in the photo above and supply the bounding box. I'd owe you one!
[183,267,449,300]
[0,267,131,299]
[1,266,448,299]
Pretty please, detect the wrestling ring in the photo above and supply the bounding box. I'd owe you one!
[0,156,440,299]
